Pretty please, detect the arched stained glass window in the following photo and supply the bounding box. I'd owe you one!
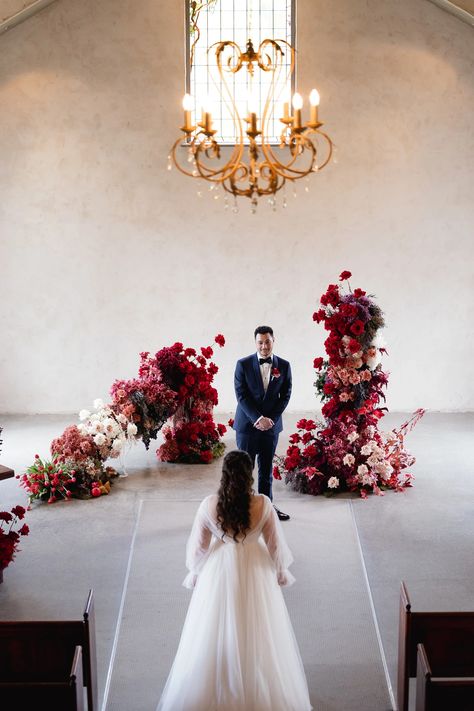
[186,0,295,144]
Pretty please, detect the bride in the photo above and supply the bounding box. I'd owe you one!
[156,449,312,711]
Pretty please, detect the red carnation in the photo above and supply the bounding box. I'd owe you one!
[201,346,214,358]
[217,423,227,436]
[350,320,365,336]
[19,524,29,536]
[272,466,282,480]
[348,338,361,354]
[354,288,366,298]
[200,450,213,464]
[312,309,326,323]
[339,270,352,281]
[313,357,324,370]
[214,334,225,347]
[228,418,234,428]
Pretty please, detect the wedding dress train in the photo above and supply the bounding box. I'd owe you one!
[156,494,312,711]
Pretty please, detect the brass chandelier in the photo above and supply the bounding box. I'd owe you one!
[170,37,333,211]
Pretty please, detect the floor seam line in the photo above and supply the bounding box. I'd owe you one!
[101,497,144,711]
[349,499,397,711]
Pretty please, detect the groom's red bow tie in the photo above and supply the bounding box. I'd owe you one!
[259,357,272,365]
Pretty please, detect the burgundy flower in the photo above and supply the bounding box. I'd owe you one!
[214,334,225,347]
[350,320,365,336]
[313,357,324,370]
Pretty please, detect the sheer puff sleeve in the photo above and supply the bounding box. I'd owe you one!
[262,500,296,586]
[182,497,213,589]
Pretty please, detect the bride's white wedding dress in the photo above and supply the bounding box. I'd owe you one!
[156,493,312,711]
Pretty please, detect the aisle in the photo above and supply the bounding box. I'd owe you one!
[106,497,392,711]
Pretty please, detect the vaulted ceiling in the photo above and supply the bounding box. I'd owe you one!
[1,0,473,35]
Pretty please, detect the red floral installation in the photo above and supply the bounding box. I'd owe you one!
[21,335,227,503]
[273,272,424,497]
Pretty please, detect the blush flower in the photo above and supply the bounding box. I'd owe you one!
[327,476,340,488]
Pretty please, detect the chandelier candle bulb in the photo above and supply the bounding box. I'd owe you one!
[309,89,320,125]
[283,101,290,120]
[292,92,303,129]
[182,93,194,132]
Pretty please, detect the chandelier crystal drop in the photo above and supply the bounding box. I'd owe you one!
[170,38,334,208]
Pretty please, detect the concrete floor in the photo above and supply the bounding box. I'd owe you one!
[0,412,473,711]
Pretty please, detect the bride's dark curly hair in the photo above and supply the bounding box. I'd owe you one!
[216,450,254,541]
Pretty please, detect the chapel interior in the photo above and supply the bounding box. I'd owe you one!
[0,1,473,710]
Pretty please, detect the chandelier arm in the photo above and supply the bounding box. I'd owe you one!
[306,129,334,170]
[260,136,316,179]
[192,136,246,183]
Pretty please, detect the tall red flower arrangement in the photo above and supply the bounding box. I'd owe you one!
[156,335,227,463]
[274,272,424,497]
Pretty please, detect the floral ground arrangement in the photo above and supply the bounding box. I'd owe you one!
[273,272,424,498]
[20,336,227,505]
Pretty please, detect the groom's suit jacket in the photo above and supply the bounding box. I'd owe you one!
[233,353,292,435]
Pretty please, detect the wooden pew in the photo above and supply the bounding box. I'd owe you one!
[0,589,97,711]
[0,644,84,710]
[398,580,474,711]
[416,643,474,711]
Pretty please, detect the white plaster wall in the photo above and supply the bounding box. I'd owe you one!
[0,0,473,415]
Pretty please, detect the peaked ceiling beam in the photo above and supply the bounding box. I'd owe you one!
[0,0,58,35]
[426,0,474,26]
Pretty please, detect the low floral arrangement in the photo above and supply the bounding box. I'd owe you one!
[19,452,117,503]
[273,271,424,497]
[22,335,227,503]
[0,505,29,575]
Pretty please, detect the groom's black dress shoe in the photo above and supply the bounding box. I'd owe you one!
[274,506,290,521]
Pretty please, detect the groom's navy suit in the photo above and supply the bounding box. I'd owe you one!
[233,353,292,500]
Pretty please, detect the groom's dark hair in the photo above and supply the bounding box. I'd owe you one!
[254,325,274,338]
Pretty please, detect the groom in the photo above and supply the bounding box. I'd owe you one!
[233,326,292,521]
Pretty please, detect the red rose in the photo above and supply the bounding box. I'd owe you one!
[339,270,352,281]
[272,466,282,480]
[313,357,324,370]
[354,288,366,298]
[200,450,213,464]
[271,367,280,378]
[350,320,365,336]
[214,334,225,347]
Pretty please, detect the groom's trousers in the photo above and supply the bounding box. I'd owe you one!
[236,429,279,501]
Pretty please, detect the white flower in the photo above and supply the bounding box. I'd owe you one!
[361,444,372,456]
[347,431,359,443]
[327,476,339,489]
[357,464,369,477]
[93,398,104,410]
[362,473,374,486]
[79,409,90,421]
[117,413,128,424]
[93,421,104,433]
[127,422,138,437]
[112,439,123,452]
[343,453,355,466]
[371,333,386,350]
[93,433,106,446]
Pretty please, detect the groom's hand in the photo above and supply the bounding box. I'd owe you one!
[255,416,274,431]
